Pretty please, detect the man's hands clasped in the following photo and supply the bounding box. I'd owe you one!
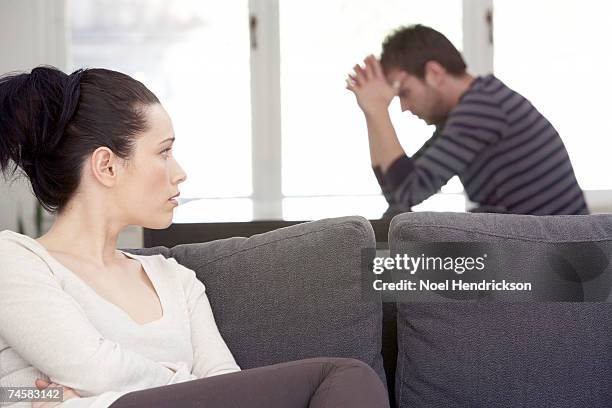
[345,55,399,115]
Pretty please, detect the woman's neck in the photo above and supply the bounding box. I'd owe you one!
[36,202,127,267]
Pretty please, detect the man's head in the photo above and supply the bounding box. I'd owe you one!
[380,24,468,125]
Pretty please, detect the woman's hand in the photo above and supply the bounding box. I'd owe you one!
[32,378,81,408]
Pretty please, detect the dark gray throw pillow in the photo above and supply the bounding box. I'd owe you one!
[389,212,612,408]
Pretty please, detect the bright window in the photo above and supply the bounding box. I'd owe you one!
[279,0,463,196]
[494,0,612,190]
[68,0,252,198]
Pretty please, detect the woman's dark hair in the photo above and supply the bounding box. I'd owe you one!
[0,66,159,214]
[380,24,466,78]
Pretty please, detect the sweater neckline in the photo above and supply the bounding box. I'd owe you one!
[1,230,167,327]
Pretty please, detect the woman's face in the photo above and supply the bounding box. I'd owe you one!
[118,103,187,229]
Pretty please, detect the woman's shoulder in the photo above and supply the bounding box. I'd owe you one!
[120,251,197,283]
[119,250,173,268]
[123,252,204,301]
[0,229,28,242]
[0,231,54,279]
[0,229,43,257]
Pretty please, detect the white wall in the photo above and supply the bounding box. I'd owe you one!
[0,0,66,236]
[0,0,143,247]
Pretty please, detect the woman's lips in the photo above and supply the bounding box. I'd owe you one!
[168,194,180,205]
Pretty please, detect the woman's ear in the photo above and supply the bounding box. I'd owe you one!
[90,147,118,186]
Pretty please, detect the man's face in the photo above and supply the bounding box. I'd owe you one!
[386,69,447,126]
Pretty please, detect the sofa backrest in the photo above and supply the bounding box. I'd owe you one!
[389,212,612,408]
[127,216,387,387]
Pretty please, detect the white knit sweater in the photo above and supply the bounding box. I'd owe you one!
[0,230,240,407]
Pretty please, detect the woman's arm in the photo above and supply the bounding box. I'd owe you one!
[0,245,183,397]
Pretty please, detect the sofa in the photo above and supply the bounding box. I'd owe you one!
[128,212,612,407]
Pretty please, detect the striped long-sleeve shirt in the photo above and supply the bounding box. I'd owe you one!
[373,74,589,215]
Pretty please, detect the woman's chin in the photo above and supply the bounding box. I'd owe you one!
[141,213,174,230]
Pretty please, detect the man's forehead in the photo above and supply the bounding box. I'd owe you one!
[386,68,402,78]
[386,69,407,88]
[386,69,408,84]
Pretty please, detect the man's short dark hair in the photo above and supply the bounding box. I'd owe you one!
[380,24,466,79]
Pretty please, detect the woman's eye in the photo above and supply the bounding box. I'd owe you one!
[161,148,172,157]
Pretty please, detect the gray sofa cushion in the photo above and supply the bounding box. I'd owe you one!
[389,212,612,408]
[127,216,386,385]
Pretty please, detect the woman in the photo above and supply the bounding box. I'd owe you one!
[0,67,389,407]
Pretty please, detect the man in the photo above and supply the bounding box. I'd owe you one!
[346,24,588,215]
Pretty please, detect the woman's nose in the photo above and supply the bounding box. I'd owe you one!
[173,161,187,184]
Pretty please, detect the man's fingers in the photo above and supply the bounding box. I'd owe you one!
[363,57,378,81]
[358,61,372,81]
[345,77,356,92]
[364,57,376,79]
[370,55,385,79]
[364,54,386,82]
[353,64,367,84]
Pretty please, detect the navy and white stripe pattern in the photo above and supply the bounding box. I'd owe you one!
[373,74,588,215]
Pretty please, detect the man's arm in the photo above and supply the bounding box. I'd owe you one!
[379,104,506,207]
[346,55,405,172]
[346,55,410,206]
[366,109,409,206]
[364,109,405,173]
